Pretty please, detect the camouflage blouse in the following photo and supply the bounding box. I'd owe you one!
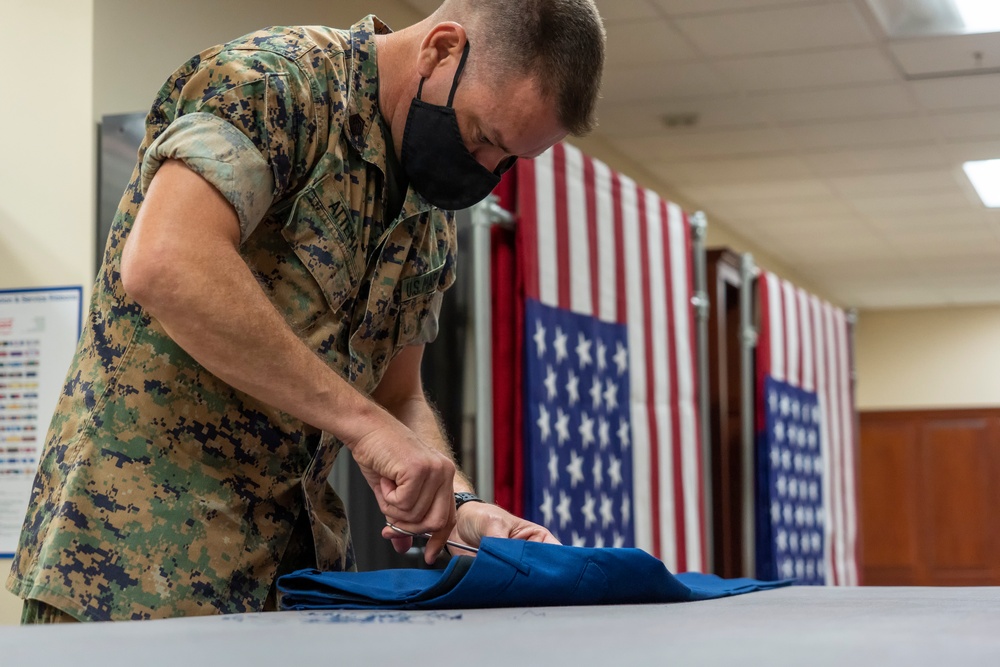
[7,16,456,621]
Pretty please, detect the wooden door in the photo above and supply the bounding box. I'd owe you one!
[859,409,1000,585]
[706,249,746,578]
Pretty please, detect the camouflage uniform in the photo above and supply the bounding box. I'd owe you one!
[6,15,456,621]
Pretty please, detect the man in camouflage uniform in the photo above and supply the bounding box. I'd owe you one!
[8,0,605,621]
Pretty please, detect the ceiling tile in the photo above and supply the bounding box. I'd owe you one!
[783,116,934,150]
[826,170,966,197]
[707,196,855,221]
[909,73,1000,110]
[804,145,950,176]
[653,0,821,16]
[866,208,989,231]
[650,155,814,185]
[679,179,835,202]
[944,139,1000,162]
[849,191,973,216]
[889,32,1000,78]
[595,96,770,137]
[744,84,917,123]
[593,0,662,22]
[931,110,1000,140]
[672,4,875,57]
[599,62,732,102]
[716,47,898,92]
[604,18,698,66]
[610,126,793,160]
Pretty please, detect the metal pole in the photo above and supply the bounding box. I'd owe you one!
[689,211,713,572]
[470,196,514,503]
[739,253,759,579]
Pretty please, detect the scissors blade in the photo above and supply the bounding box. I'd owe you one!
[385,522,479,554]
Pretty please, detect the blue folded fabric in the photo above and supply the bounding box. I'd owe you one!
[278,537,792,610]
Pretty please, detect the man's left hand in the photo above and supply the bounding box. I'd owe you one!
[446,502,560,555]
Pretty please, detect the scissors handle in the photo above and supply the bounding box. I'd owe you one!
[385,522,479,554]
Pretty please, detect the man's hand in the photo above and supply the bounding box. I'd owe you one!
[447,502,560,554]
[351,422,457,561]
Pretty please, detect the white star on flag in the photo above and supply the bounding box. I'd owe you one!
[593,533,606,549]
[600,493,615,528]
[571,532,587,548]
[582,493,597,528]
[553,327,569,363]
[579,412,596,448]
[555,408,571,445]
[556,491,573,528]
[771,501,781,524]
[548,450,559,485]
[544,365,558,400]
[780,394,791,416]
[596,339,607,372]
[565,370,580,406]
[613,342,627,376]
[774,420,785,443]
[537,404,551,442]
[603,379,619,411]
[533,320,546,358]
[592,454,603,489]
[608,455,623,488]
[613,533,626,548]
[598,417,610,450]
[589,376,603,410]
[618,418,630,449]
[770,446,781,468]
[777,529,788,552]
[621,493,631,526]
[566,450,585,487]
[769,390,778,413]
[576,333,593,368]
[539,489,554,525]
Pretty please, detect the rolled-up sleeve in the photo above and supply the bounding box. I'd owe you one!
[412,291,444,346]
[140,112,275,242]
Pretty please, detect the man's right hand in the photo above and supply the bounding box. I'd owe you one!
[349,420,457,559]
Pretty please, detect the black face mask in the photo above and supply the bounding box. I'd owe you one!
[401,41,516,211]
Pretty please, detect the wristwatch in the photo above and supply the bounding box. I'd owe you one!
[454,492,484,511]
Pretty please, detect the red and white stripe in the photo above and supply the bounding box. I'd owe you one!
[520,142,706,572]
[759,272,859,586]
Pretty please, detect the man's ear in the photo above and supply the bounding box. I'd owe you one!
[415,22,468,79]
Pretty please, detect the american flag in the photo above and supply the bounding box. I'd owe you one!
[756,272,859,585]
[517,142,706,572]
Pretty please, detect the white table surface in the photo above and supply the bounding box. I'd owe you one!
[2,587,998,666]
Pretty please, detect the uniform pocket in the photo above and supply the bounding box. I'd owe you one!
[278,176,363,327]
[394,265,444,352]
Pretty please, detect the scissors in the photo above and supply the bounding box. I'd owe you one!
[385,522,479,554]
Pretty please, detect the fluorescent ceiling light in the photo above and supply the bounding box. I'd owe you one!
[954,0,1000,33]
[963,160,1000,208]
[867,0,1000,37]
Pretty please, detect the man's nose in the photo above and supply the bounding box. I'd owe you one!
[473,145,510,174]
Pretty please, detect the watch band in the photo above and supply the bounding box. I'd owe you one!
[454,491,485,511]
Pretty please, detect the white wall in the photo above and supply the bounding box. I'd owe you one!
[0,0,97,295]
[94,0,423,119]
[856,305,1000,411]
[0,0,96,625]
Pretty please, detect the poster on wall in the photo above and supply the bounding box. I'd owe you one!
[0,287,82,557]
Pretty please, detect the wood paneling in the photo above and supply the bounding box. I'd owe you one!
[860,409,1000,586]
